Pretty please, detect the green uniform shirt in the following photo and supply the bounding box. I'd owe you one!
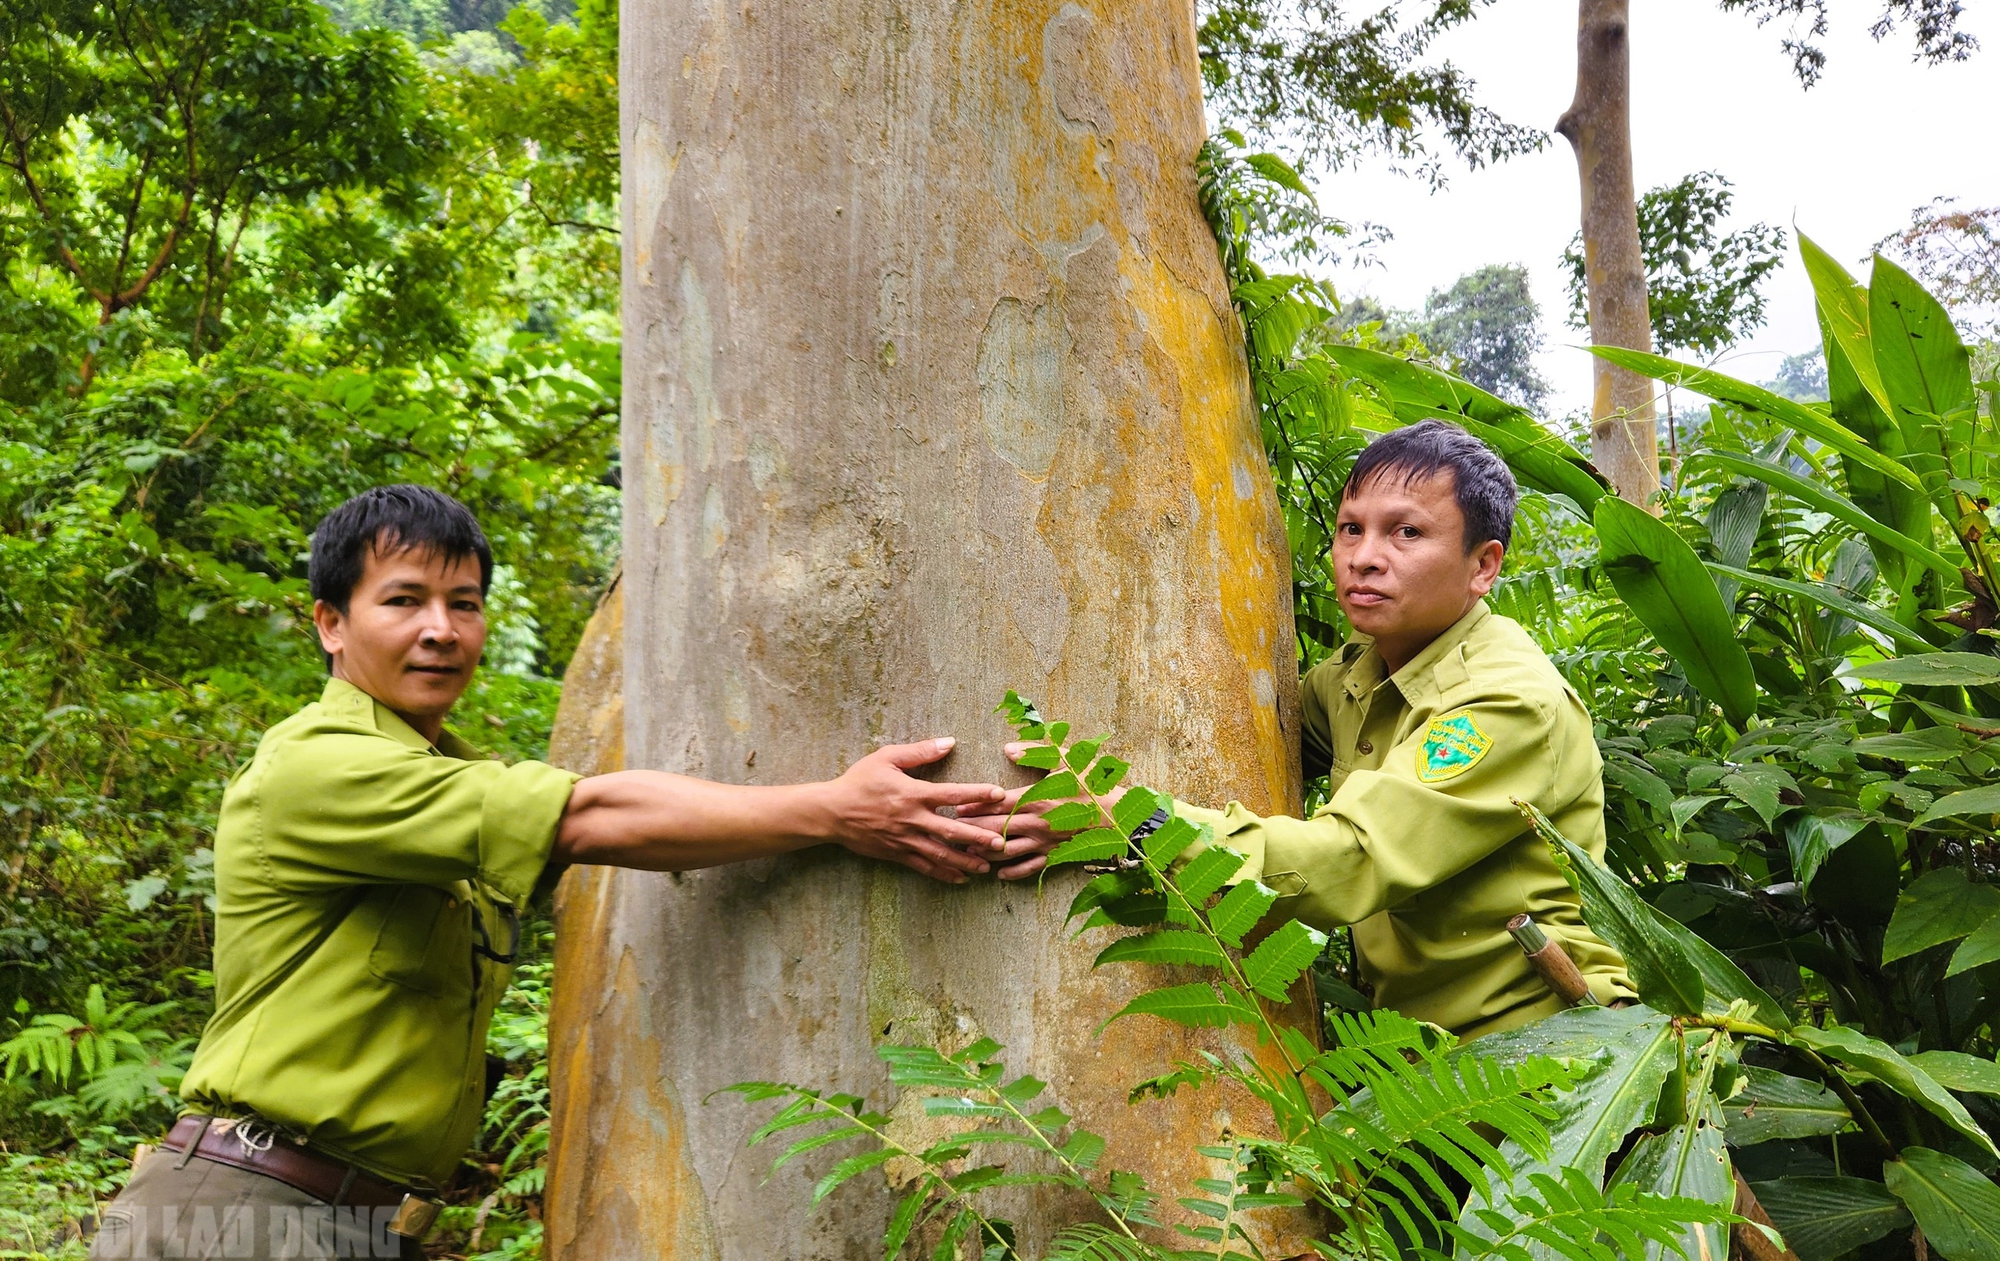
[179,679,579,1187]
[1177,601,1633,1039]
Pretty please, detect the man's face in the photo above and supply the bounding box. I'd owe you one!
[1333,468,1504,667]
[313,542,487,731]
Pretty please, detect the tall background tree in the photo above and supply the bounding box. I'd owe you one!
[543,1,1311,1257]
[1418,262,1551,409]
[1563,171,1786,459]
[1558,0,1976,506]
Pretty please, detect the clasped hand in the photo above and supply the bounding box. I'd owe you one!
[832,739,1118,884]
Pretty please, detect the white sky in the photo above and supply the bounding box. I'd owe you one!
[1303,0,1997,416]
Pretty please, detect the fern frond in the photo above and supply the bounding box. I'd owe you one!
[1451,1169,1734,1261]
[1045,1223,1178,1261]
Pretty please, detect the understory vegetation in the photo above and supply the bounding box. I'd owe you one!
[0,0,618,1253]
[5,2,2000,1260]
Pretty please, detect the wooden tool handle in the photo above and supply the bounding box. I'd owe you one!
[1507,914,1599,1008]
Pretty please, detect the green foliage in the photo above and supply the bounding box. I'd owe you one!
[1416,263,1551,410]
[1194,0,1543,182]
[0,0,617,1251]
[731,700,1725,1260]
[1563,173,1787,358]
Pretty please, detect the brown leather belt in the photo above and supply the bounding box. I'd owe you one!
[160,1115,414,1209]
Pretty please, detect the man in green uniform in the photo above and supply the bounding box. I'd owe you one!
[93,485,1012,1260]
[978,420,1631,1038]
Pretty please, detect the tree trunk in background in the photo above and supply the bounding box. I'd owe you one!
[541,1,1308,1256]
[1557,0,1660,506]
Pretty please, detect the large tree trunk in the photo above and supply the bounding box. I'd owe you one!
[541,1,1308,1257]
[1557,0,1659,506]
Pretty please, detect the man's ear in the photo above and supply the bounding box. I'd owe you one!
[1468,540,1505,596]
[312,599,345,658]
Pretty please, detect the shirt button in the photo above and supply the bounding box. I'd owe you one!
[1357,740,1374,754]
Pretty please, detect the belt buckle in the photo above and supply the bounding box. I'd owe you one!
[386,1194,442,1240]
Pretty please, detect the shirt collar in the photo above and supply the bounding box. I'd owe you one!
[319,677,476,758]
[1340,599,1492,703]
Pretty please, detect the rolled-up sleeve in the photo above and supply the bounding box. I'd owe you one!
[1174,689,1560,931]
[258,732,579,902]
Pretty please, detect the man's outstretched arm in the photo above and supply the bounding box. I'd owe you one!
[553,738,1008,884]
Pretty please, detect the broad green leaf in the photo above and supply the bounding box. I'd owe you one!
[1606,1121,1732,1261]
[1800,232,1890,416]
[1819,297,1932,587]
[1461,1010,1678,1232]
[1468,1002,1666,1066]
[1409,407,1609,509]
[1143,816,1201,868]
[1059,1128,1105,1169]
[1690,451,1958,582]
[1173,845,1246,911]
[1709,562,1939,653]
[1242,920,1328,1000]
[932,1209,973,1261]
[1067,869,1149,922]
[1785,814,1866,889]
[1085,756,1130,795]
[1014,744,1062,770]
[1907,1051,2000,1096]
[1852,727,1968,763]
[1111,787,1164,833]
[1722,768,1789,829]
[883,1185,930,1261]
[1590,344,1923,492]
[1019,771,1080,806]
[1786,1025,1996,1158]
[1543,819,1701,1015]
[1722,1067,1850,1145]
[1595,495,1758,729]
[1021,745,1073,780]
[1105,981,1258,1031]
[1950,916,2000,977]
[1093,930,1226,969]
[1751,1175,1910,1261]
[1883,1147,2000,1261]
[1882,868,2000,962]
[1325,345,1586,456]
[1671,795,1723,836]
[1041,801,1104,832]
[1242,150,1312,197]
[1208,880,1279,948]
[1325,345,1607,502]
[811,1148,898,1204]
[1871,255,1975,485]
[1063,739,1102,772]
[1849,653,2000,688]
[1045,828,1127,866]
[1918,786,2000,827]
[1538,807,1789,1028]
[1605,760,1674,816]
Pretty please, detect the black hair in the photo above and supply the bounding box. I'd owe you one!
[308,485,494,613]
[1342,419,1518,552]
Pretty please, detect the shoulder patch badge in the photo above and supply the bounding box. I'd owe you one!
[1418,712,1491,783]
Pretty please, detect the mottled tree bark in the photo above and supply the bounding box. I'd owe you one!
[1557,0,1660,506]
[542,1,1310,1257]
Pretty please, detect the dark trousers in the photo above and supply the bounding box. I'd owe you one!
[91,1151,423,1260]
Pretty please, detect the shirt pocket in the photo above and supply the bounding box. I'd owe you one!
[366,884,464,997]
